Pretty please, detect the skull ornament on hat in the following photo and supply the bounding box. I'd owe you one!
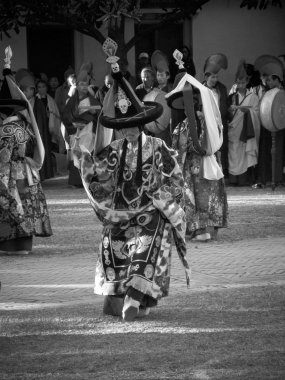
[99,37,163,129]
[115,87,131,114]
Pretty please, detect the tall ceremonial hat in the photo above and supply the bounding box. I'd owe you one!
[166,49,188,129]
[235,59,248,80]
[77,61,93,83]
[78,61,93,75]
[254,55,284,80]
[204,53,228,74]
[168,49,188,110]
[99,37,163,130]
[0,47,28,115]
[15,68,35,89]
[151,50,169,73]
[77,69,89,83]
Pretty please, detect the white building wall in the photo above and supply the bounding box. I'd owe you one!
[192,0,285,90]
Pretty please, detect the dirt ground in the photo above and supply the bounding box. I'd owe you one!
[0,177,284,380]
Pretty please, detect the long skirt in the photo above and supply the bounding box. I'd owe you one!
[257,127,284,185]
[183,153,228,238]
[0,179,52,245]
[94,209,173,307]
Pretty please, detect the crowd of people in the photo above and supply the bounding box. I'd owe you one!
[0,40,284,321]
[1,46,282,189]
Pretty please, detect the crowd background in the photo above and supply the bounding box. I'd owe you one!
[1,47,283,189]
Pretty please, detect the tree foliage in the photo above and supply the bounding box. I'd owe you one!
[239,0,282,9]
[0,0,211,43]
[0,0,282,50]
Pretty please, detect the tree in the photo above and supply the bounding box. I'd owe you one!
[0,0,282,59]
[239,0,282,9]
[0,0,211,63]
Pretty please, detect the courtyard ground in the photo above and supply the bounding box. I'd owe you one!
[0,176,284,380]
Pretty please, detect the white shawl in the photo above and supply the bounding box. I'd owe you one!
[166,73,224,180]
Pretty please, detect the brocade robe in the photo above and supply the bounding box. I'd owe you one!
[0,116,52,243]
[173,119,228,237]
[72,134,190,303]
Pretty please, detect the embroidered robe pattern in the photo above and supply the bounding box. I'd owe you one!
[0,119,52,241]
[73,135,189,301]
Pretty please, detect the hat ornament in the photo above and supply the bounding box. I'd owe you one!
[4,46,12,69]
[102,37,120,73]
[115,87,132,115]
[173,49,184,70]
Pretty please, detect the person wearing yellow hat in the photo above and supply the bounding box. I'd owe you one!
[203,53,229,179]
[253,55,285,188]
[227,60,261,187]
[151,50,173,93]
[71,38,190,321]
[0,46,52,255]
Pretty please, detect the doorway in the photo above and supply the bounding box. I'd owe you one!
[135,22,183,82]
[26,26,74,85]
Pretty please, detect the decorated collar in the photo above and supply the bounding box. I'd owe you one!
[2,115,19,124]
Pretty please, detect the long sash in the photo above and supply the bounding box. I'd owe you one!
[6,75,45,171]
[166,73,224,180]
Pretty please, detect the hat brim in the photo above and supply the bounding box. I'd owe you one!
[166,87,200,110]
[0,99,28,112]
[166,90,185,110]
[99,101,163,129]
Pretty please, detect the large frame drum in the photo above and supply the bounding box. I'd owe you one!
[260,88,285,132]
[260,88,285,190]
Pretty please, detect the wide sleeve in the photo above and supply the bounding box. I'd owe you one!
[0,128,25,223]
[150,139,189,285]
[0,128,14,190]
[72,139,118,211]
[150,140,186,240]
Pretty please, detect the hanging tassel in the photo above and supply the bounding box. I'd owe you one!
[117,138,128,188]
[135,132,143,188]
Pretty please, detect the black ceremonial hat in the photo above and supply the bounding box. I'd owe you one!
[99,38,162,130]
